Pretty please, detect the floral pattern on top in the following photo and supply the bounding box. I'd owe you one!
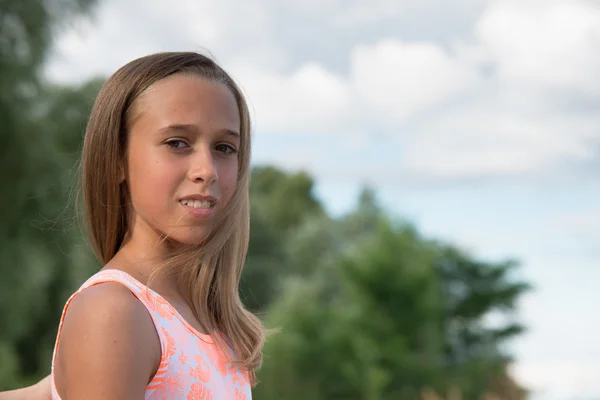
[50,269,252,400]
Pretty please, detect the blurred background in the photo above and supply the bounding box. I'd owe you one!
[1,0,599,399]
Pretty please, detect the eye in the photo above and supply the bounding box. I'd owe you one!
[215,143,237,154]
[165,139,190,149]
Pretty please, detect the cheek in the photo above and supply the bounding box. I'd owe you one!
[128,146,181,211]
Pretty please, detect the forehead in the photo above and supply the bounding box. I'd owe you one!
[131,74,241,131]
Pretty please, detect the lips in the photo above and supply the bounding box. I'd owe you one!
[179,194,217,206]
[178,195,217,218]
[179,199,214,209]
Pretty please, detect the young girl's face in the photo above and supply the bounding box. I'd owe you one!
[125,74,241,245]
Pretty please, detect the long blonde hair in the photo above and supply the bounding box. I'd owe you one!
[80,52,264,383]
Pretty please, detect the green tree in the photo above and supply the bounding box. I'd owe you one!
[433,245,531,398]
[255,216,442,400]
[240,203,287,312]
[0,50,101,388]
[249,166,324,234]
[255,190,530,400]
[11,79,104,383]
[241,166,326,312]
[340,186,383,242]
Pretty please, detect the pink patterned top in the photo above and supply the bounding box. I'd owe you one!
[50,269,252,399]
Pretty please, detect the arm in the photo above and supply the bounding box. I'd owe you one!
[0,376,51,400]
[53,283,161,400]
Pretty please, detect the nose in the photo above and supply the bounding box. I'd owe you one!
[188,146,218,184]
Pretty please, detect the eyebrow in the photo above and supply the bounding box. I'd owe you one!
[159,123,240,138]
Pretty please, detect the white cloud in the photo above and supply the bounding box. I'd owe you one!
[475,0,600,94]
[402,108,599,179]
[389,0,600,181]
[232,63,353,134]
[45,0,284,83]
[330,0,406,28]
[350,39,479,121]
[239,37,481,136]
[237,37,481,136]
[45,0,221,83]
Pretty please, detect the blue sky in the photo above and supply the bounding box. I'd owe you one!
[44,0,600,398]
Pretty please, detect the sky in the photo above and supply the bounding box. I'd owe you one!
[43,0,600,398]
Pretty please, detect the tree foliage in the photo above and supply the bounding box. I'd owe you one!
[253,194,529,400]
[0,0,97,387]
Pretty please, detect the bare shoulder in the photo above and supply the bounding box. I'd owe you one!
[54,282,160,399]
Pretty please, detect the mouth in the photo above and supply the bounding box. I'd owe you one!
[179,199,216,209]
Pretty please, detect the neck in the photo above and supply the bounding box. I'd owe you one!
[111,216,181,294]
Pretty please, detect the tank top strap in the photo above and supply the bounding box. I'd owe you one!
[75,269,178,336]
[69,268,171,349]
[77,269,153,305]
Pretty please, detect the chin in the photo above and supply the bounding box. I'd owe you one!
[166,228,211,246]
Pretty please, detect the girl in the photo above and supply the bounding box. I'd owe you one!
[6,51,266,399]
